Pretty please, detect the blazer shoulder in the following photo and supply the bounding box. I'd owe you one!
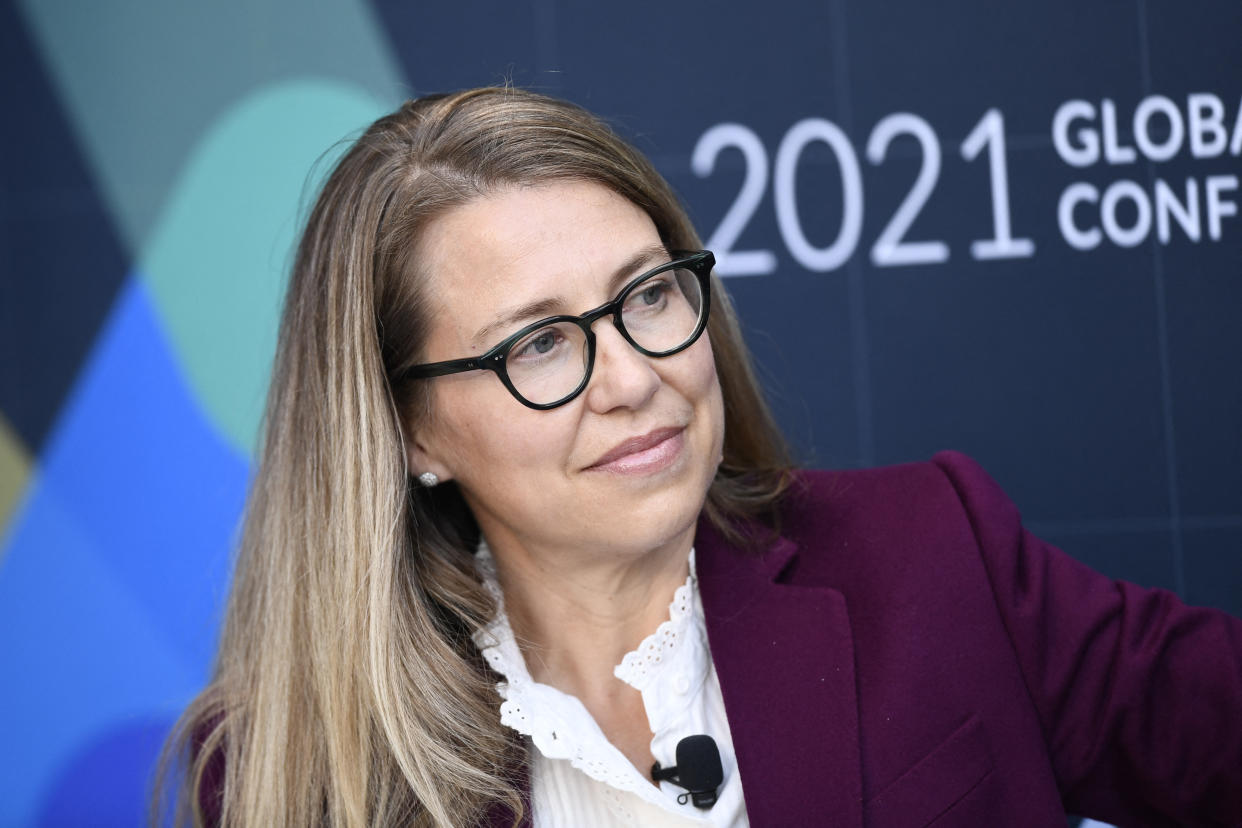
[695,453,1005,589]
[779,451,991,532]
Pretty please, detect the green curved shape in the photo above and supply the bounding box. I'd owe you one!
[141,79,388,457]
[0,410,32,545]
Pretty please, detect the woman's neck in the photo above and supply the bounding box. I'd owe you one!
[485,528,693,699]
[479,524,695,780]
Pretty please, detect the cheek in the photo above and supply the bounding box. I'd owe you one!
[433,388,572,484]
[686,337,723,411]
[682,338,726,454]
[704,347,726,454]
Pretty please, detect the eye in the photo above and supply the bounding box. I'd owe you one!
[638,283,665,305]
[625,277,671,312]
[512,326,566,360]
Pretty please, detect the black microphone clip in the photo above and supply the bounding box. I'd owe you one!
[651,734,723,809]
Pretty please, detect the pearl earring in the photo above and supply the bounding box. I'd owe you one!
[417,471,440,488]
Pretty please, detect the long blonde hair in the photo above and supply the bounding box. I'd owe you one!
[158,87,791,827]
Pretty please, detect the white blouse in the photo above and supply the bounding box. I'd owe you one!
[473,545,750,827]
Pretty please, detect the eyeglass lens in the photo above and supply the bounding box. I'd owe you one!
[505,265,705,406]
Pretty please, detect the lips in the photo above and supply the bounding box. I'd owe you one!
[586,426,685,473]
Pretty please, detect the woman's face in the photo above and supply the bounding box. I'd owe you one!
[410,180,725,560]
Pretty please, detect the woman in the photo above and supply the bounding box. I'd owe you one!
[162,88,1242,827]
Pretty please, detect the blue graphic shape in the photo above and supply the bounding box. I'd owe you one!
[0,276,248,826]
[36,715,177,828]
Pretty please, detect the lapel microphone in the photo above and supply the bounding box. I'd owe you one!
[650,734,723,808]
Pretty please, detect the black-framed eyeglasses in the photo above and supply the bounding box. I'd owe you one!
[400,250,714,410]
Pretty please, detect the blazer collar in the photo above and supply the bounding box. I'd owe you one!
[485,516,863,828]
[695,514,863,827]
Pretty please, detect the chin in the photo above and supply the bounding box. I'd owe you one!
[616,474,714,553]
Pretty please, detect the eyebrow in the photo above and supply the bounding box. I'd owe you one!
[472,243,670,346]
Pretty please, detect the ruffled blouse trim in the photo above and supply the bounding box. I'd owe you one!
[472,544,707,801]
[613,564,696,689]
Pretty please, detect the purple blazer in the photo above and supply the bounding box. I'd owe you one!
[488,451,1242,827]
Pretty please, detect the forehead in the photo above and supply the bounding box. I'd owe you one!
[418,180,663,349]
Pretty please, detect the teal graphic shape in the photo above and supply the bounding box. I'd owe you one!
[140,79,388,456]
[15,0,403,252]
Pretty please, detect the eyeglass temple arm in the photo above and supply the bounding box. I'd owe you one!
[401,356,491,380]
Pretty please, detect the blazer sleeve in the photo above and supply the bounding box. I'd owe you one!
[932,450,1242,827]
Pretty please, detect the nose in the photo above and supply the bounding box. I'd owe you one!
[583,319,661,413]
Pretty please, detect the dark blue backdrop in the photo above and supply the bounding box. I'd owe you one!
[0,1,1238,824]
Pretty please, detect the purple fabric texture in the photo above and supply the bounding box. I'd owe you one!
[688,451,1242,827]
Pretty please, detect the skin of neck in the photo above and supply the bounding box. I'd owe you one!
[480,515,695,700]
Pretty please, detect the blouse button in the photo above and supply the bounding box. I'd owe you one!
[674,673,691,695]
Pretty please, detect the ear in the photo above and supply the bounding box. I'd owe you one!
[404,420,455,484]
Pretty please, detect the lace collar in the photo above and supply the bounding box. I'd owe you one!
[472,542,710,803]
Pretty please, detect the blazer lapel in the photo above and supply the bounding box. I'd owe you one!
[696,517,863,827]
